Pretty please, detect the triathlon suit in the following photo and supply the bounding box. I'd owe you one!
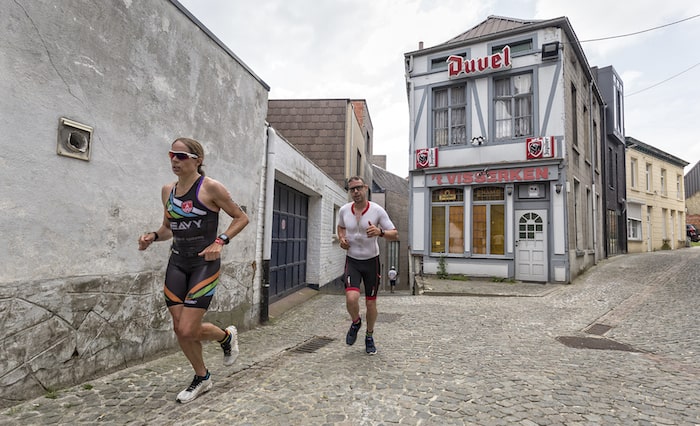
[163,176,220,309]
[337,201,395,300]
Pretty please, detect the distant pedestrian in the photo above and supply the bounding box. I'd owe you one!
[388,266,397,293]
[337,176,398,355]
[138,137,249,403]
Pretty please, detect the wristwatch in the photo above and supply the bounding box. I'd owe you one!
[217,233,230,245]
[380,229,385,237]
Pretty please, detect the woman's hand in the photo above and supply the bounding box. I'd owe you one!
[138,232,157,251]
[198,241,224,261]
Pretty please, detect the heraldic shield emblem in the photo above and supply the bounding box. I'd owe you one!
[415,148,438,169]
[526,137,554,160]
[182,200,194,213]
[527,138,542,158]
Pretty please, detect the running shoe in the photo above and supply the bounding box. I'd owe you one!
[176,372,212,404]
[365,336,377,355]
[346,318,362,345]
[221,325,239,366]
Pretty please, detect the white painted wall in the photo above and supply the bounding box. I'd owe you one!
[265,128,347,288]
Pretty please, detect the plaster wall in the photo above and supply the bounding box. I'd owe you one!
[0,0,268,406]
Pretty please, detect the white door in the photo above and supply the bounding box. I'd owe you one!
[515,210,547,282]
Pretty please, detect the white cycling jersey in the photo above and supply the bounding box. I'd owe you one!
[338,201,395,260]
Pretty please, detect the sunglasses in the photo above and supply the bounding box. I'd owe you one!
[348,185,365,192]
[169,150,199,160]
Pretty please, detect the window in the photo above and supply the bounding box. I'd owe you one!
[677,175,682,198]
[518,212,543,240]
[431,188,464,254]
[608,210,618,255]
[491,39,533,55]
[628,218,642,240]
[356,150,362,176]
[593,120,598,164]
[571,84,578,146]
[494,73,533,139]
[614,76,623,134]
[587,188,593,250]
[627,203,642,240]
[433,85,467,146]
[574,179,582,251]
[583,106,590,161]
[630,158,638,188]
[431,51,468,71]
[472,187,505,255]
[608,147,614,188]
[660,169,666,196]
[645,163,652,191]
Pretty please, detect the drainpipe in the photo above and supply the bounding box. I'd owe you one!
[259,124,277,323]
[405,55,417,294]
[589,80,598,263]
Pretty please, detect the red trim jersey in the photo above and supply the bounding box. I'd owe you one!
[338,201,395,260]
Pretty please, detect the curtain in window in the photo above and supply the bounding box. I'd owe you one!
[431,206,446,253]
[514,74,532,137]
[434,89,448,146]
[494,79,512,139]
[490,204,505,255]
[472,205,487,254]
[514,97,532,136]
[448,206,464,253]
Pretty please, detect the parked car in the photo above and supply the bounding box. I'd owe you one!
[687,224,700,242]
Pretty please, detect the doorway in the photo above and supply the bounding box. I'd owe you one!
[515,209,548,282]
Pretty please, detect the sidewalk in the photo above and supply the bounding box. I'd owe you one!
[417,275,564,297]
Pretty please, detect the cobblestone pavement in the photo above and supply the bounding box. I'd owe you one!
[2,248,699,425]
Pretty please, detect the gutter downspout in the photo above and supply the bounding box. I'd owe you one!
[405,56,417,294]
[259,124,277,323]
[589,80,598,263]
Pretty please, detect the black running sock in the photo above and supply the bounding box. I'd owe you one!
[217,329,230,344]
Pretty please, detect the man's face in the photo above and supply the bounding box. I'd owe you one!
[348,180,366,203]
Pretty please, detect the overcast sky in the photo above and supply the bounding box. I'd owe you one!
[178,0,700,177]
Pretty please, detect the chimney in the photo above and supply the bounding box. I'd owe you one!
[419,41,424,50]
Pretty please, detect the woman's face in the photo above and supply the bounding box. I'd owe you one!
[169,140,201,177]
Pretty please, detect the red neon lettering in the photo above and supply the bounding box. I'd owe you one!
[448,173,458,184]
[432,174,444,185]
[509,169,522,181]
[498,170,508,182]
[536,167,548,180]
[523,168,534,180]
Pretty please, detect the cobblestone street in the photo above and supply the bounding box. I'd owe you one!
[2,248,699,425]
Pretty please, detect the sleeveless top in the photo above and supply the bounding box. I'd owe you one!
[337,201,395,260]
[166,176,219,256]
